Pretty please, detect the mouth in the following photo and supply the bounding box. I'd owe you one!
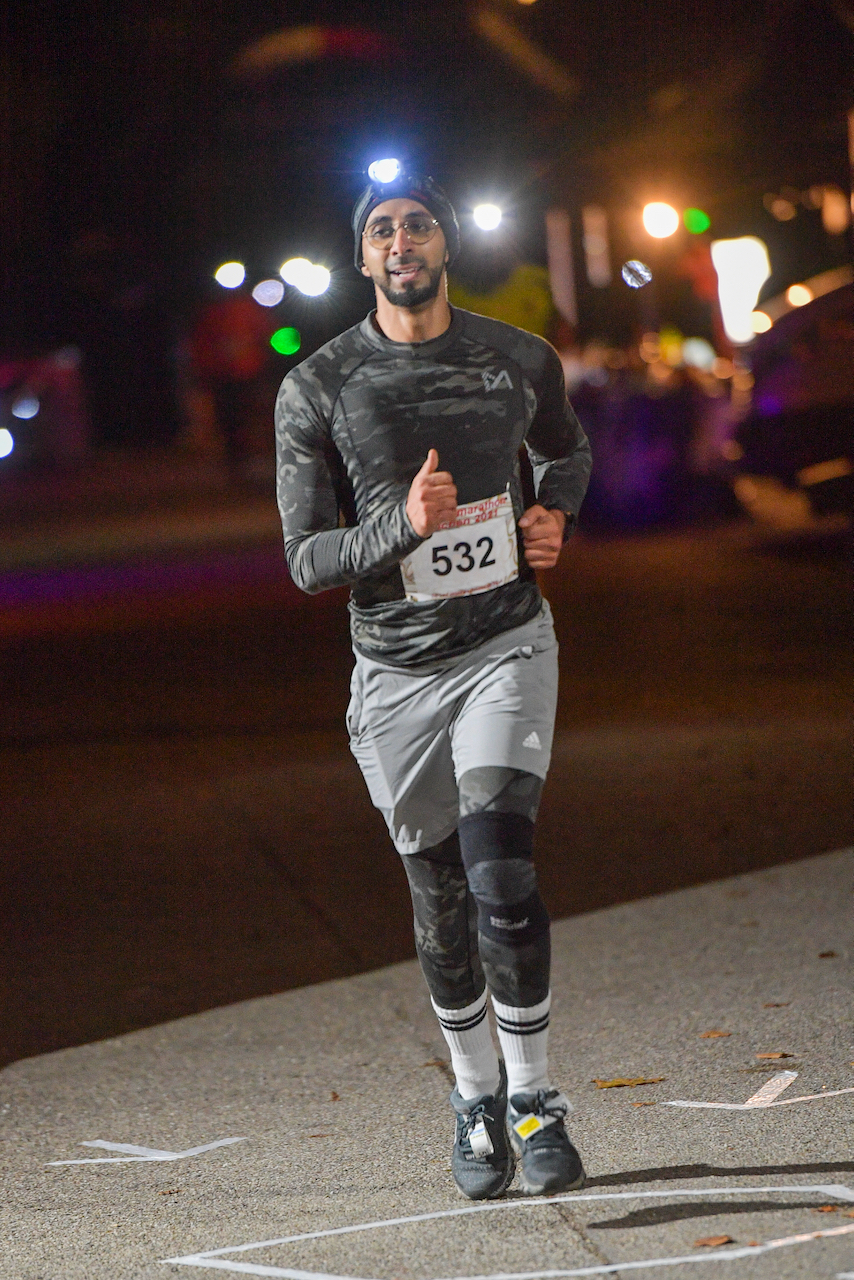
[387,262,424,285]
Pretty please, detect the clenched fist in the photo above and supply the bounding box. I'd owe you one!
[519,505,566,570]
[406,448,457,537]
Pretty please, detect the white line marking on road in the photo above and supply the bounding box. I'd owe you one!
[160,1182,854,1277]
[47,1136,247,1166]
[163,1222,854,1278]
[666,1070,854,1110]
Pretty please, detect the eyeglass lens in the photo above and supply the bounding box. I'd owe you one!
[365,217,438,246]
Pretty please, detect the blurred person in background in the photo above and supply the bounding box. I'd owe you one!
[275,173,591,1201]
[188,287,274,472]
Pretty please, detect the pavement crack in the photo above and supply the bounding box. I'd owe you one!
[243,816,367,973]
[552,1202,616,1268]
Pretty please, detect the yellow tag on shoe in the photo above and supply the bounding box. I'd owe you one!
[513,1113,544,1140]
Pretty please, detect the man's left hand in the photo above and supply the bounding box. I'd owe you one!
[518,505,566,570]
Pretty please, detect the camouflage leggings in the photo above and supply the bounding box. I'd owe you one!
[400,765,550,1010]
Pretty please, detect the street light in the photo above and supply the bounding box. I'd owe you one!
[280,258,331,296]
[214,261,246,288]
[642,202,679,238]
[710,236,771,344]
[472,203,502,230]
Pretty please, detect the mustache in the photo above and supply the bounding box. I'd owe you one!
[386,255,425,271]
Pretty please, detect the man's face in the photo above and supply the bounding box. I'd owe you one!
[360,198,448,310]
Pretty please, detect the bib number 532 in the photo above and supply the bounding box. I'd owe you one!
[431,537,496,577]
[400,491,518,602]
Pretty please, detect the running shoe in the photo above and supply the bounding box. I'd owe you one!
[508,1089,585,1195]
[449,1061,515,1200]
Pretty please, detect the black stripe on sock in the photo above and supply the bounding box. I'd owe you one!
[436,1005,488,1033]
[494,1013,550,1036]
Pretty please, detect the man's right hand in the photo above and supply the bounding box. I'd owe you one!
[406,448,457,537]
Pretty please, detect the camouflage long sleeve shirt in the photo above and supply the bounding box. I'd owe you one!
[275,306,591,668]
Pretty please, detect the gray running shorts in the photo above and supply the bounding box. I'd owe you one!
[347,603,559,854]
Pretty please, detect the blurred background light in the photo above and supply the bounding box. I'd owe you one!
[472,203,502,230]
[11,394,40,419]
[621,259,652,288]
[280,258,331,296]
[0,428,14,458]
[251,279,285,307]
[766,195,797,221]
[683,207,711,234]
[214,261,246,288]
[642,202,679,238]
[710,236,771,344]
[582,205,612,286]
[820,185,851,234]
[270,327,302,355]
[786,283,813,307]
[682,337,716,370]
[367,158,401,183]
[750,310,773,333]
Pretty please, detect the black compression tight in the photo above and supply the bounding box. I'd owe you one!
[400,766,551,1010]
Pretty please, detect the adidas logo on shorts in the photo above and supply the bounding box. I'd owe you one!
[522,731,542,750]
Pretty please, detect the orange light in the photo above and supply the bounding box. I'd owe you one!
[751,311,772,333]
[786,284,813,307]
[642,202,679,238]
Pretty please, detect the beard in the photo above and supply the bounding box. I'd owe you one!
[374,257,445,309]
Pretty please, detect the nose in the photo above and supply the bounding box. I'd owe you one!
[390,223,414,253]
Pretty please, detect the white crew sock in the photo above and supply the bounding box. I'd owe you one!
[492,991,552,1098]
[431,991,500,1101]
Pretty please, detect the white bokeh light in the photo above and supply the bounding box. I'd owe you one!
[642,202,680,238]
[11,394,39,419]
[0,429,14,459]
[252,278,285,307]
[473,203,502,231]
[280,258,331,296]
[710,236,771,345]
[214,261,246,288]
[368,158,401,184]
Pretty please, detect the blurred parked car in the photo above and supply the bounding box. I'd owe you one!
[731,283,853,528]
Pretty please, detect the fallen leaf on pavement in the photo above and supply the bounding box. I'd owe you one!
[422,1059,448,1069]
[631,1100,656,1107]
[308,1133,332,1138]
[815,1205,838,1213]
[756,1052,793,1059]
[330,1091,340,1101]
[763,1002,789,1008]
[699,1030,731,1038]
[592,1077,665,1089]
[694,1235,733,1248]
[819,950,838,958]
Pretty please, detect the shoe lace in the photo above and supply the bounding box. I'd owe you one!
[519,1090,569,1149]
[459,1101,494,1154]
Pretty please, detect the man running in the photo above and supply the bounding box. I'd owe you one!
[275,173,591,1200]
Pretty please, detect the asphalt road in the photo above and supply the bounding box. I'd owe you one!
[1,520,850,1068]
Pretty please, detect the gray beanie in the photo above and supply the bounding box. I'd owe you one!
[352,174,461,269]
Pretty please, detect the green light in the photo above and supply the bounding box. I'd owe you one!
[684,207,711,234]
[271,327,301,355]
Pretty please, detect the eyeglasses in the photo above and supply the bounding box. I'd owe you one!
[363,215,439,249]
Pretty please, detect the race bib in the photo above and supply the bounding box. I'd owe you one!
[400,491,519,602]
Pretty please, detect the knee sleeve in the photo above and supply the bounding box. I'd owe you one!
[400,832,484,1010]
[457,809,551,947]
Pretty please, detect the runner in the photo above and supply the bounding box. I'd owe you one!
[274,172,592,1200]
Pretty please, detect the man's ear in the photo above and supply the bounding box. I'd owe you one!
[360,263,372,278]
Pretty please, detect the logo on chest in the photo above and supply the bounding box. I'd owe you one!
[481,369,514,392]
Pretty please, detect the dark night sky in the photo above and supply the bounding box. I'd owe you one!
[3,0,852,361]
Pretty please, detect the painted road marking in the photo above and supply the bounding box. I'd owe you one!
[48,1136,247,1165]
[161,1182,854,1277]
[666,1067,854,1110]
